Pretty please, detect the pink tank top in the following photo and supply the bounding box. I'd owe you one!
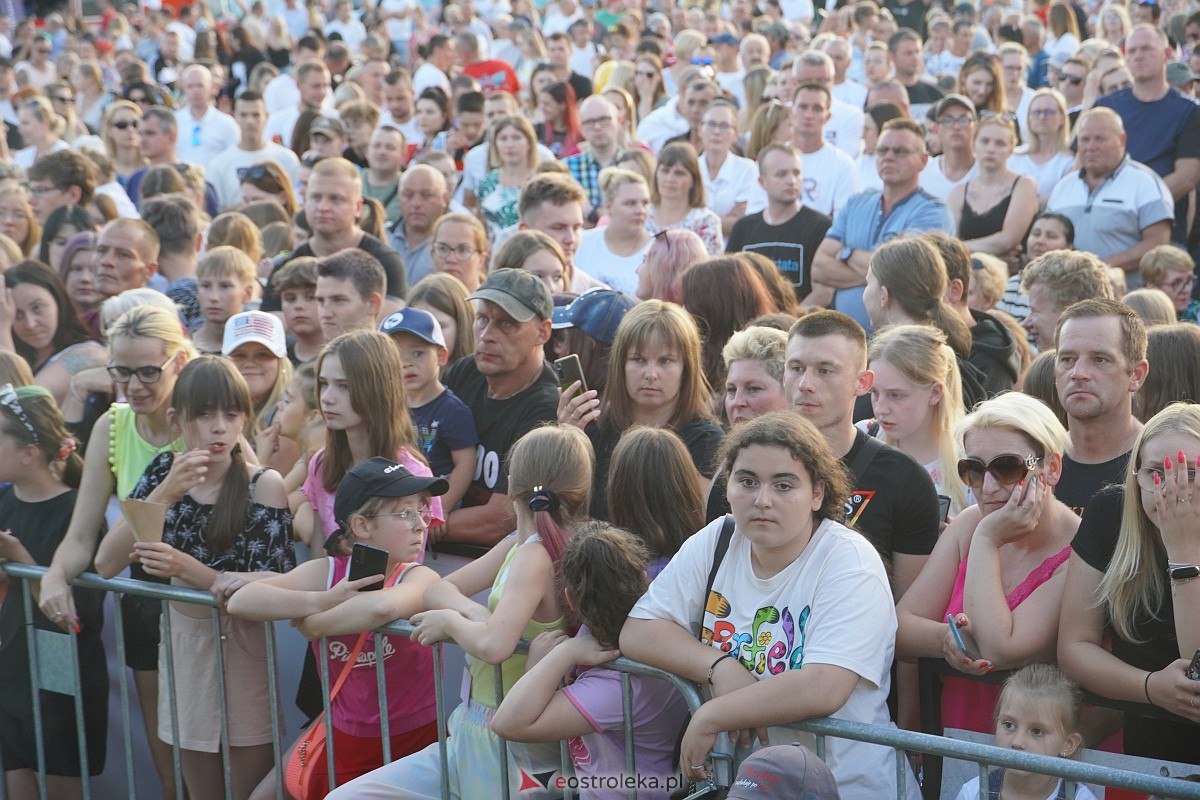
[940,544,1072,733]
[315,556,437,737]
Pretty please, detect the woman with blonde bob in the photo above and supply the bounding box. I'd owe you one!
[1059,402,1200,763]
[474,116,540,241]
[897,391,1078,735]
[863,324,969,514]
[14,96,68,170]
[1009,88,1074,206]
[492,230,570,294]
[0,186,40,257]
[559,300,722,520]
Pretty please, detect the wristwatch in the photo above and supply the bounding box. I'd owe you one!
[837,245,854,263]
[1168,564,1200,582]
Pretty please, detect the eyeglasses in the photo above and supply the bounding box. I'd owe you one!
[432,242,479,260]
[50,95,74,104]
[1029,107,1060,118]
[957,453,1042,489]
[366,506,433,530]
[636,70,657,78]
[27,183,61,197]
[938,115,974,128]
[106,352,177,385]
[876,145,917,157]
[1058,74,1084,85]
[1163,274,1197,292]
[112,119,139,130]
[580,115,613,128]
[1136,465,1197,492]
[0,383,37,444]
[701,120,735,132]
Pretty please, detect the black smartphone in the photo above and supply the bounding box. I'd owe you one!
[938,495,951,522]
[348,543,389,591]
[1187,648,1200,681]
[554,354,587,395]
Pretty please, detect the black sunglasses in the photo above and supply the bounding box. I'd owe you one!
[237,164,272,182]
[957,454,1042,488]
[112,120,139,130]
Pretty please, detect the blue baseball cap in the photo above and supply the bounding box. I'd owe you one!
[380,307,447,348]
[551,289,638,346]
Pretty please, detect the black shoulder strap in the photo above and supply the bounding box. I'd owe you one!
[848,433,885,479]
[703,514,736,608]
[248,467,268,498]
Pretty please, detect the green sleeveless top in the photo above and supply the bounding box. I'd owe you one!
[468,533,563,708]
[108,403,183,500]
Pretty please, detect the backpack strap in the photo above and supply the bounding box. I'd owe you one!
[848,432,884,479]
[703,514,736,609]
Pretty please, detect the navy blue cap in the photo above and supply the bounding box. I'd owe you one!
[551,289,637,346]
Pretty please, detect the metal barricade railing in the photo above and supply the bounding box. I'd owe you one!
[4,563,1200,800]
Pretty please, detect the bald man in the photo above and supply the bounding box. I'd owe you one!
[174,64,239,164]
[390,164,450,285]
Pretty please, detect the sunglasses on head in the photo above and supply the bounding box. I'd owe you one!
[956,453,1042,488]
[238,164,272,182]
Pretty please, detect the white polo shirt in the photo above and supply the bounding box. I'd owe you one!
[174,106,240,166]
[700,152,766,217]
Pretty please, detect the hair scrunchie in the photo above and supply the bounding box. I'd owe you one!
[55,438,77,461]
[527,485,560,513]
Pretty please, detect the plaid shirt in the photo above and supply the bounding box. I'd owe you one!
[564,150,623,222]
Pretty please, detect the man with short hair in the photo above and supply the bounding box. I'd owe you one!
[812,119,953,328]
[518,174,605,293]
[263,158,407,310]
[889,29,944,119]
[564,95,625,224]
[920,93,978,202]
[362,125,406,222]
[207,91,302,211]
[315,248,386,338]
[265,60,337,147]
[94,218,159,300]
[1020,249,1116,351]
[125,107,220,214]
[26,151,96,225]
[174,64,240,165]
[263,35,325,113]
[713,32,747,108]
[390,164,450,285]
[793,50,864,156]
[789,82,860,218]
[1096,25,1200,246]
[1047,108,1173,276]
[635,66,706,154]
[545,32,592,100]
[140,195,204,331]
[380,68,421,144]
[824,36,868,109]
[1053,298,1148,513]
[663,79,721,152]
[784,310,938,598]
[455,31,520,95]
[441,269,559,546]
[865,80,913,118]
[1055,57,1089,124]
[726,144,832,302]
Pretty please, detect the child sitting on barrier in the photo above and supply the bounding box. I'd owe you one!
[95,357,295,800]
[327,424,595,800]
[0,384,107,799]
[491,522,690,799]
[953,664,1096,800]
[228,456,447,799]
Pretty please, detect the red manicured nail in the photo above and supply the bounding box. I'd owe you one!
[1166,456,1173,468]
[1180,451,1186,463]
[1155,472,1161,485]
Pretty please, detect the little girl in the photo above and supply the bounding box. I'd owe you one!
[227,457,448,798]
[954,664,1097,800]
[327,424,595,799]
[0,384,107,799]
[256,362,325,524]
[95,357,296,800]
[491,522,690,800]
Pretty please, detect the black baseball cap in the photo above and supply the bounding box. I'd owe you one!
[332,458,449,537]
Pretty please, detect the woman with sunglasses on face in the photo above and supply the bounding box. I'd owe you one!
[38,305,195,800]
[896,391,1078,735]
[630,53,667,123]
[102,100,147,189]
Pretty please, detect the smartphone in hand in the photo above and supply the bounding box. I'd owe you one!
[946,613,982,661]
[554,354,587,395]
[348,543,389,591]
[1187,648,1200,681]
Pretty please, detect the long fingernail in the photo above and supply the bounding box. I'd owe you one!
[1166,456,1173,468]
[1155,472,1161,485]
[1180,450,1186,464]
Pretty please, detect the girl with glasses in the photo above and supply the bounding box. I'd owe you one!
[102,100,146,189]
[39,305,193,800]
[1009,88,1075,207]
[428,211,488,293]
[95,357,295,800]
[897,391,1077,732]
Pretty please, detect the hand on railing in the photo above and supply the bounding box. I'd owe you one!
[409,608,463,647]
[36,567,80,633]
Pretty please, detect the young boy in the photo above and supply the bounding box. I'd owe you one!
[270,256,325,365]
[380,308,477,515]
[193,246,258,354]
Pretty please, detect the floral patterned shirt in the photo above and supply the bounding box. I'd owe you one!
[647,206,725,256]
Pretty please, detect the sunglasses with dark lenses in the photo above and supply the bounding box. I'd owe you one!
[237,164,271,182]
[113,120,139,130]
[956,454,1042,488]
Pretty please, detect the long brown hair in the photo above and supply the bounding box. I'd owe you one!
[681,256,777,389]
[316,330,422,492]
[0,384,83,488]
[607,426,704,562]
[562,522,648,648]
[870,237,972,359]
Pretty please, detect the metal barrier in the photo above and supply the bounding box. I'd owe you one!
[3,563,1200,800]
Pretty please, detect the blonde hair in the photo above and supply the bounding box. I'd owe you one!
[487,115,539,171]
[721,326,787,384]
[996,664,1083,741]
[957,390,1070,471]
[21,96,65,138]
[197,245,258,287]
[492,229,568,290]
[207,213,263,264]
[1122,288,1176,327]
[869,324,969,512]
[673,30,708,64]
[106,304,195,360]
[598,167,647,206]
[1101,403,1200,641]
[1139,244,1195,287]
[970,252,1008,308]
[1021,88,1070,154]
[101,100,144,159]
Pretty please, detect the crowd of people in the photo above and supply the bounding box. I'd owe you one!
[0,0,1197,797]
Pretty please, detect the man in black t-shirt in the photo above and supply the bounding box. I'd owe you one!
[726,145,832,302]
[1053,298,1149,514]
[442,269,559,548]
[785,311,939,599]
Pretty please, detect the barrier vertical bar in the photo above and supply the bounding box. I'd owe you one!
[621,672,635,800]
[496,662,511,800]
[815,733,826,761]
[1065,781,1076,799]
[210,609,233,800]
[893,746,904,800]
[20,580,48,800]
[317,636,337,790]
[262,621,285,800]
[69,619,91,800]
[111,594,138,800]
[432,642,451,800]
[161,600,185,800]
[374,633,392,764]
[978,760,988,800]
[560,739,573,800]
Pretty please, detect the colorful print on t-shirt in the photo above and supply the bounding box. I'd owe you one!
[702,591,810,676]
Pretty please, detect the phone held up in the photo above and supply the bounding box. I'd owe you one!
[554,354,587,395]
[348,542,389,591]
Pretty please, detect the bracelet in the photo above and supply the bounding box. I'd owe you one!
[707,652,736,686]
[1144,670,1154,705]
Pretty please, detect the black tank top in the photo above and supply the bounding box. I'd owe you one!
[958,177,1020,241]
